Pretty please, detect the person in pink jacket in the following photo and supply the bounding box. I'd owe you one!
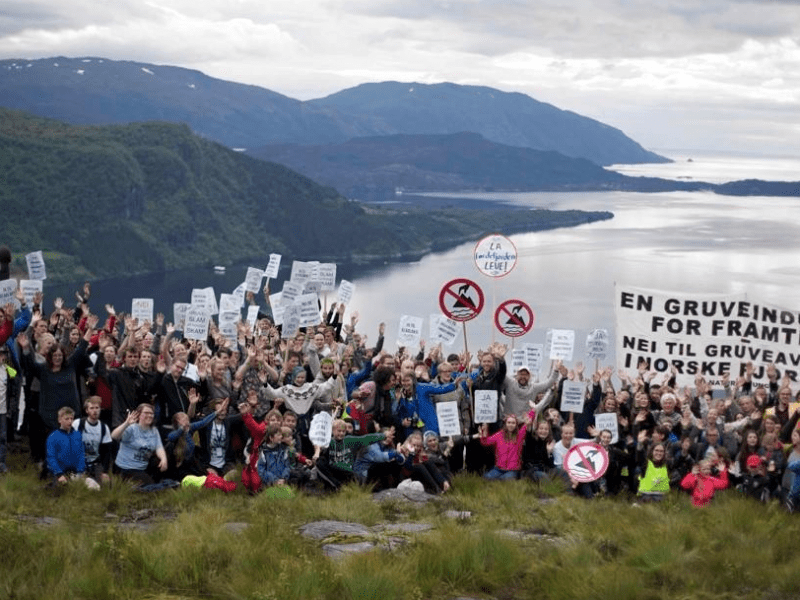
[680,457,729,507]
[480,413,530,480]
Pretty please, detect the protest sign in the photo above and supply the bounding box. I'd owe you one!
[474,390,498,424]
[219,293,240,313]
[20,280,42,305]
[303,281,323,295]
[564,442,609,483]
[295,293,321,327]
[439,278,484,322]
[131,298,154,325]
[494,299,534,337]
[317,263,337,291]
[612,284,797,387]
[586,328,610,361]
[436,401,461,437]
[173,303,190,331]
[309,412,333,448]
[290,261,314,285]
[548,329,575,361]
[184,307,210,341]
[25,251,46,280]
[511,349,527,373]
[397,315,423,347]
[232,282,246,307]
[218,310,239,346]
[594,412,619,444]
[430,314,459,345]
[246,305,260,330]
[244,267,263,293]
[560,380,586,413]
[281,281,303,305]
[523,343,543,375]
[282,304,301,339]
[473,234,517,278]
[0,280,16,306]
[269,292,285,325]
[264,253,281,279]
[338,280,355,305]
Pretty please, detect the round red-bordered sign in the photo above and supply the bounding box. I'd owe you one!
[563,442,609,483]
[494,299,534,337]
[439,278,484,322]
[474,234,518,278]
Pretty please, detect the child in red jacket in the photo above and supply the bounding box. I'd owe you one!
[680,457,729,507]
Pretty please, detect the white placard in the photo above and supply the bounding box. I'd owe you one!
[473,234,517,278]
[303,281,323,295]
[281,281,303,305]
[290,260,314,285]
[594,412,619,444]
[19,280,42,305]
[244,267,264,293]
[191,287,218,315]
[309,411,333,448]
[282,304,301,339]
[560,380,586,413]
[295,293,321,327]
[474,389,498,424]
[264,253,282,279]
[436,401,461,437]
[269,292,285,325]
[25,251,46,280]
[397,315,423,347]
[173,303,190,331]
[523,343,544,375]
[430,314,459,345]
[232,282,246,307]
[337,280,355,305]
[511,349,527,373]
[246,305,260,330]
[131,298,154,325]
[218,310,239,346]
[586,328,609,360]
[0,280,17,306]
[548,329,575,361]
[191,288,208,309]
[317,263,337,291]
[219,293,240,313]
[184,307,210,341]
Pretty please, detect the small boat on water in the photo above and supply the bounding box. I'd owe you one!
[213,265,226,274]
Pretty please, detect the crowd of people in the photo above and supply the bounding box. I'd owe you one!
[1,270,800,510]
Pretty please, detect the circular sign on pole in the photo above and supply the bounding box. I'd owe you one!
[494,299,534,338]
[439,278,484,322]
[563,442,609,483]
[474,234,518,278]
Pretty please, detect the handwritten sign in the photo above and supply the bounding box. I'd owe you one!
[511,349,527,373]
[474,234,517,278]
[25,251,46,280]
[436,401,461,437]
[173,303,190,331]
[184,307,210,341]
[281,281,302,305]
[295,293,321,327]
[523,343,543,374]
[548,329,575,361]
[430,314,459,345]
[20,280,42,305]
[218,310,239,346]
[338,280,355,305]
[290,260,314,285]
[232,282,246,307]
[244,267,263,293]
[560,380,586,413]
[219,293,240,313]
[586,328,609,360]
[317,263,337,291]
[281,304,301,339]
[264,253,281,279]
[246,305,260,330]
[594,412,619,444]
[0,280,16,307]
[131,298,154,325]
[398,315,423,347]
[309,411,333,448]
[474,390,498,424]
[191,287,218,315]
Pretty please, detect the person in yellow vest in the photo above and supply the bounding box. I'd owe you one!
[637,442,670,501]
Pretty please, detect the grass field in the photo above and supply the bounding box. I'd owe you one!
[2,453,800,600]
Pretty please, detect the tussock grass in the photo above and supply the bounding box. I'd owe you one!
[1,467,799,600]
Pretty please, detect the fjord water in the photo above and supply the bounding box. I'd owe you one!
[47,151,800,364]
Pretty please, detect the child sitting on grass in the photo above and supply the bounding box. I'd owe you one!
[46,406,97,489]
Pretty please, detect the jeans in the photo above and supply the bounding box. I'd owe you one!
[484,467,518,480]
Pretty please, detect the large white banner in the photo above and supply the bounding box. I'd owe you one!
[615,284,800,386]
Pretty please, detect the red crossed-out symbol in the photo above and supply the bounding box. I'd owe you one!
[439,278,484,322]
[563,442,609,483]
[494,299,534,337]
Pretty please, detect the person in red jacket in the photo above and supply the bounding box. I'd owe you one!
[680,456,729,507]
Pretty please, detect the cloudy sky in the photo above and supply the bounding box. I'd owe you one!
[2,0,799,156]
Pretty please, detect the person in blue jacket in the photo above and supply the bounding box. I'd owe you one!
[46,406,86,485]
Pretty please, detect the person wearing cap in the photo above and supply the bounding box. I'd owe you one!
[502,360,562,419]
[739,453,771,503]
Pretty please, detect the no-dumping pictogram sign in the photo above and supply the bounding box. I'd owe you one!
[494,299,534,337]
[563,442,609,483]
[439,278,484,322]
